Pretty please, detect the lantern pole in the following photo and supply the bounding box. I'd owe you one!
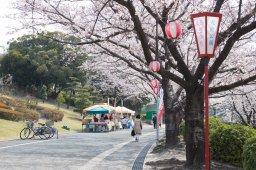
[155,17,160,144]
[204,58,210,170]
[190,12,222,170]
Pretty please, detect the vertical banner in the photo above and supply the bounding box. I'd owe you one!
[157,88,164,125]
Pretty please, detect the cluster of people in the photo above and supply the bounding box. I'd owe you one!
[91,114,136,132]
[120,116,134,129]
[91,114,115,132]
[90,113,143,142]
[93,114,113,123]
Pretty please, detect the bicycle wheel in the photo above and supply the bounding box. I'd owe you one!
[39,127,52,139]
[44,127,52,139]
[49,127,54,138]
[20,128,32,140]
[50,127,58,139]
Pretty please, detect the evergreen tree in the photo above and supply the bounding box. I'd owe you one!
[39,85,48,103]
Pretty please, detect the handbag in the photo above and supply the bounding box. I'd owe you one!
[131,129,135,136]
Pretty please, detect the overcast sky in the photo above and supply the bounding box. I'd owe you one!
[0,0,25,51]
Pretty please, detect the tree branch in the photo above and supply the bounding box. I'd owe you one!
[209,21,256,82]
[218,5,256,44]
[95,42,160,79]
[213,0,225,13]
[209,75,256,94]
[114,0,154,64]
[232,100,249,126]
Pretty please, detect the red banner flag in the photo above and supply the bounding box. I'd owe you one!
[158,101,164,125]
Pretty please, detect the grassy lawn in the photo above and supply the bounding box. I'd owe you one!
[0,119,25,141]
[0,98,83,141]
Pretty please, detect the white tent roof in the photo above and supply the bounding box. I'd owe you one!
[115,106,135,115]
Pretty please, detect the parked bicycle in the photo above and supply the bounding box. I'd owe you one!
[20,120,52,140]
[45,120,58,139]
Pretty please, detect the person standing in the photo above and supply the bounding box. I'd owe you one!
[133,114,142,141]
[152,114,157,129]
[121,116,128,129]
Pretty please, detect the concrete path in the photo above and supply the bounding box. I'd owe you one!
[0,124,165,170]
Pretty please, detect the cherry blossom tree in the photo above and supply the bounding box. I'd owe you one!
[212,85,256,127]
[13,0,256,168]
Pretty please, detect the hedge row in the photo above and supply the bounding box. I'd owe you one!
[26,103,44,110]
[179,117,256,168]
[15,107,40,121]
[0,102,11,109]
[210,124,256,166]
[39,108,64,122]
[0,108,24,121]
[0,96,25,108]
[0,107,40,121]
[0,96,65,123]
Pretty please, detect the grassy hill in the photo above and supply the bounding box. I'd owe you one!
[0,95,83,141]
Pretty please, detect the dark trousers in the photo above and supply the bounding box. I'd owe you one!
[153,123,156,129]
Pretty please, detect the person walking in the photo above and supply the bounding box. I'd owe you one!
[152,114,157,129]
[133,114,142,141]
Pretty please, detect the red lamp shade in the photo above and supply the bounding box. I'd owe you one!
[165,21,182,39]
[149,61,160,72]
[191,12,222,58]
[150,79,159,94]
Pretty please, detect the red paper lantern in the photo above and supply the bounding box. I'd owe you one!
[165,21,182,39]
[153,87,159,94]
[149,61,160,72]
[150,79,159,94]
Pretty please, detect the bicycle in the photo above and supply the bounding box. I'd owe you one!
[20,120,52,140]
[45,120,58,139]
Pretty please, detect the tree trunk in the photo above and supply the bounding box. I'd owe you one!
[162,78,179,147]
[184,87,205,169]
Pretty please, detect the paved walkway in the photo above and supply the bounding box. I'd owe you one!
[0,124,165,170]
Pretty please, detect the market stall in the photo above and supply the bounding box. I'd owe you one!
[82,104,115,132]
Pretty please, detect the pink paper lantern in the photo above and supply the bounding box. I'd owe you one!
[153,87,159,94]
[150,79,159,94]
[149,61,160,72]
[165,21,182,39]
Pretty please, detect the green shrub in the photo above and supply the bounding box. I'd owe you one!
[210,124,256,166]
[0,108,24,121]
[179,117,223,139]
[209,116,223,131]
[242,136,256,170]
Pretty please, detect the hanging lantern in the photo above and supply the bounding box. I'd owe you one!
[165,21,182,39]
[153,87,159,94]
[150,79,159,94]
[149,61,160,72]
[150,79,159,88]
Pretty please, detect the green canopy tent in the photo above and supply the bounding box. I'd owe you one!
[82,104,116,114]
[85,106,111,114]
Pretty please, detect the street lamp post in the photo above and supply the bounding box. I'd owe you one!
[191,12,222,170]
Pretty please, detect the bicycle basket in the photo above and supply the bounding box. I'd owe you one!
[26,121,34,128]
[46,120,54,127]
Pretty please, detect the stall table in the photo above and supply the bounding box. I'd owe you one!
[83,122,108,132]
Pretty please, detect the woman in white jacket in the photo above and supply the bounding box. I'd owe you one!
[133,114,142,141]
